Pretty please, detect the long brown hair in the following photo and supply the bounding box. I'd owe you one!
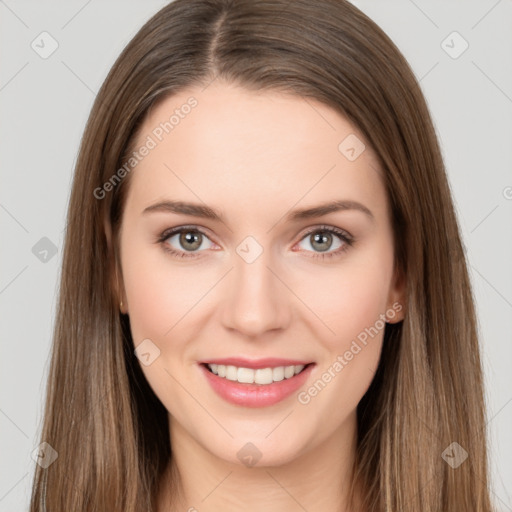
[30,0,494,510]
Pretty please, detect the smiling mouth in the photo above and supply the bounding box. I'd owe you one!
[202,362,313,385]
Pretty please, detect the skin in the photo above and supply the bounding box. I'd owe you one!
[117,81,405,512]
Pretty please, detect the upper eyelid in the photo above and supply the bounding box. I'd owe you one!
[160,224,216,243]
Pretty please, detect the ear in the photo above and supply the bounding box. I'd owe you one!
[386,265,406,323]
[104,218,128,314]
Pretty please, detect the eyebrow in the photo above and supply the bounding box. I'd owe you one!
[142,199,374,223]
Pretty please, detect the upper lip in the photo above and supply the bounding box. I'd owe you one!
[200,357,314,369]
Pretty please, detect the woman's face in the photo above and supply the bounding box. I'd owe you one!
[118,81,405,467]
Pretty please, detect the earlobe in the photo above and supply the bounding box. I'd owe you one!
[386,268,406,323]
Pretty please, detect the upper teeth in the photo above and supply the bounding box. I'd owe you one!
[207,364,306,385]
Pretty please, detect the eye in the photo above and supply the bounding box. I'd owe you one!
[158,226,215,259]
[295,225,354,260]
[157,224,354,260]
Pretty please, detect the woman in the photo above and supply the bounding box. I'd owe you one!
[30,0,495,510]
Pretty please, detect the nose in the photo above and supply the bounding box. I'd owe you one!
[220,248,291,338]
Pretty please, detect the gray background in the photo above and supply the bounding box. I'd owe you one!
[1,0,511,510]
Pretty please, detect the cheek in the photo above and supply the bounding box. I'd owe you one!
[296,250,393,349]
[121,243,203,343]
[120,244,201,412]
[294,245,394,420]
[296,270,389,424]
[315,274,386,395]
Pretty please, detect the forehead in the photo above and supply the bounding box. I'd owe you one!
[125,81,385,222]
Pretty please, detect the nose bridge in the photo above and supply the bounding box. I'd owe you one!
[220,240,290,336]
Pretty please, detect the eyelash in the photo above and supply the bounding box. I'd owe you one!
[156,224,354,261]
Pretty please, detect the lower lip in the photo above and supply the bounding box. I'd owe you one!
[199,363,315,408]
